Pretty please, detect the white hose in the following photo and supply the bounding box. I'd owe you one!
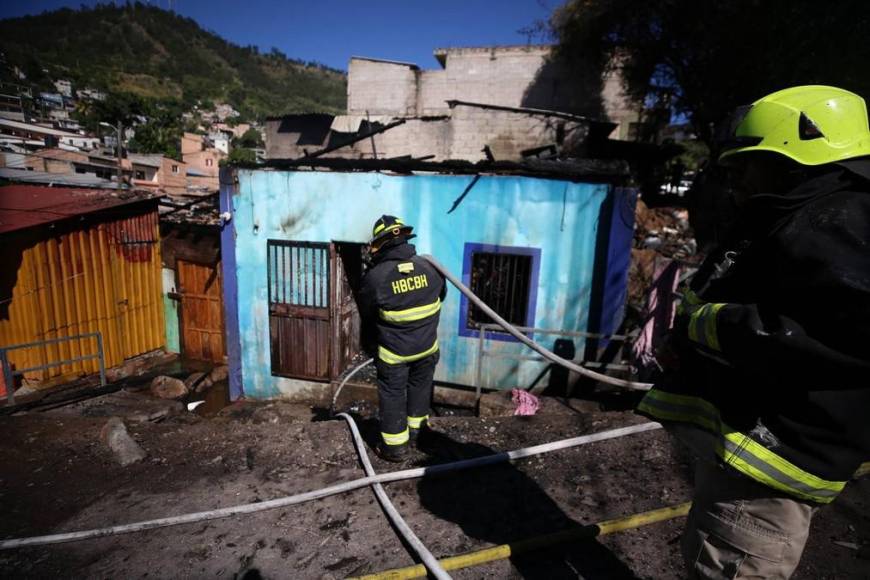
[0,422,661,550]
[421,254,653,391]
[337,412,451,580]
[331,357,374,413]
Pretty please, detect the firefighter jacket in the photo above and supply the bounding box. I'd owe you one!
[638,168,870,504]
[359,241,447,365]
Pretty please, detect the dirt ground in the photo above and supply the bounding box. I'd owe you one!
[1,382,869,579]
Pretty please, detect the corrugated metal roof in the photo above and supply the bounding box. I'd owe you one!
[128,153,164,168]
[0,167,115,188]
[0,117,83,137]
[0,184,155,235]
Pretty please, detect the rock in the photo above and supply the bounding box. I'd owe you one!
[194,377,214,394]
[642,447,664,461]
[184,372,208,389]
[150,375,188,400]
[209,365,229,383]
[580,495,600,508]
[101,417,146,466]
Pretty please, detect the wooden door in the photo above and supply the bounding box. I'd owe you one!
[268,241,331,380]
[331,243,364,377]
[177,259,226,363]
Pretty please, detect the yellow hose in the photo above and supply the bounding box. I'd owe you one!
[351,501,692,580]
[856,462,870,478]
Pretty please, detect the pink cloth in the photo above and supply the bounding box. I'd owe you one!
[632,258,681,373]
[511,389,540,416]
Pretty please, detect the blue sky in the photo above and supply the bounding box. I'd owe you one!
[0,0,557,71]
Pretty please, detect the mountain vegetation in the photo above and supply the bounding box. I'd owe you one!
[0,2,347,119]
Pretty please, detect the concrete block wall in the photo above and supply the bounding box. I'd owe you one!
[448,105,586,162]
[324,107,586,163]
[444,48,547,109]
[348,118,451,161]
[264,119,305,159]
[348,59,418,116]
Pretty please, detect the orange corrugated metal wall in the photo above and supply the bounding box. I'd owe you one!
[0,209,165,383]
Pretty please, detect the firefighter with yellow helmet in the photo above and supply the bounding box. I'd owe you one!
[639,86,870,578]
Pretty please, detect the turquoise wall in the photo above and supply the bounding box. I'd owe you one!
[229,169,621,399]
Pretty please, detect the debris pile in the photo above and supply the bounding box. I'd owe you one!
[634,199,696,260]
[627,199,699,313]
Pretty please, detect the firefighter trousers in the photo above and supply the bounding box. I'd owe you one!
[376,351,439,444]
[681,460,817,579]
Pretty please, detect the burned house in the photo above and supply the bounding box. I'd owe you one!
[264,45,644,163]
[218,158,636,400]
[0,185,165,396]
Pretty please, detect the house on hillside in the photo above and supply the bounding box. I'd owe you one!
[218,159,636,401]
[0,117,100,151]
[182,132,225,192]
[128,153,188,195]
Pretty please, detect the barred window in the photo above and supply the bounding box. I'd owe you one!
[460,244,540,339]
[267,240,329,310]
[468,252,532,328]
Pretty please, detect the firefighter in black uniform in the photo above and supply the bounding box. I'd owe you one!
[359,215,446,462]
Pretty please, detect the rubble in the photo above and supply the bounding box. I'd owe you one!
[628,198,701,314]
[633,199,696,261]
[149,376,189,400]
[100,417,146,466]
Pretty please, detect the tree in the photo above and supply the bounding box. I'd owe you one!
[552,0,870,144]
[75,91,144,133]
[225,147,256,165]
[235,127,263,149]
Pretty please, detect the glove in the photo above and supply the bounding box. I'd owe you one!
[676,288,726,353]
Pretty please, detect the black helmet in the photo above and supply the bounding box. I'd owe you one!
[370,214,414,245]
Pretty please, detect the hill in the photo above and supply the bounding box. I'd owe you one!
[0,3,347,118]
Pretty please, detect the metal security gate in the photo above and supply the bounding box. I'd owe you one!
[268,241,331,380]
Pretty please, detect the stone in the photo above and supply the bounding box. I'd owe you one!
[194,378,214,394]
[208,365,229,384]
[184,372,208,389]
[149,375,188,400]
[101,417,146,466]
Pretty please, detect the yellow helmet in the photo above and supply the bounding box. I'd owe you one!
[719,85,870,166]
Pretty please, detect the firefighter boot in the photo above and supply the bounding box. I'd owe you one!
[376,441,409,463]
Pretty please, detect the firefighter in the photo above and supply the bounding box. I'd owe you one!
[638,86,870,578]
[359,215,447,462]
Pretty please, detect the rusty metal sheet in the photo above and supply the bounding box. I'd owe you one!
[0,206,164,385]
[0,184,155,235]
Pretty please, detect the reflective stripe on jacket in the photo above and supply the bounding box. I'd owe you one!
[638,389,846,503]
[359,242,446,365]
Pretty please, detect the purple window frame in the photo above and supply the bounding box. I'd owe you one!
[458,242,541,343]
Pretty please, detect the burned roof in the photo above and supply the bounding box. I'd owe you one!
[246,156,629,183]
[0,184,157,236]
